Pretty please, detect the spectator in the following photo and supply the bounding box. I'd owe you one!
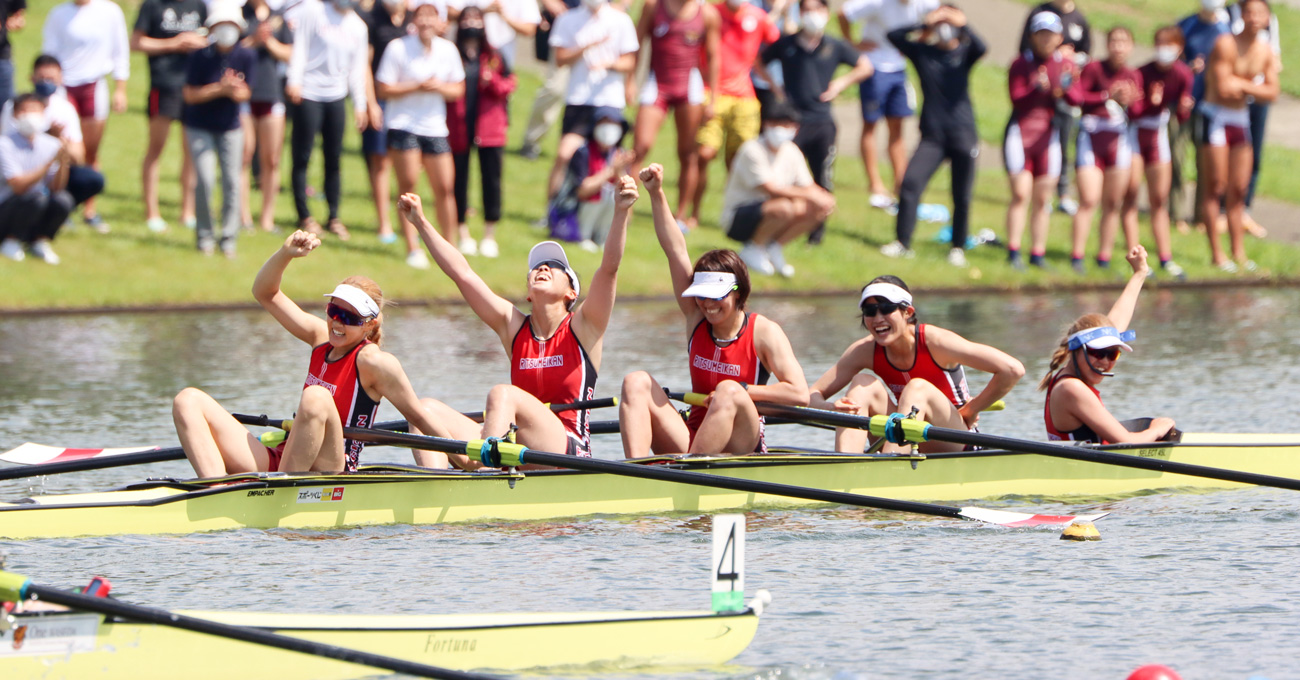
[41,0,130,233]
[132,0,206,234]
[1004,12,1069,270]
[547,106,633,249]
[375,2,465,266]
[544,0,639,207]
[519,0,579,160]
[837,0,938,212]
[1019,0,1090,218]
[683,0,778,230]
[1122,26,1193,280]
[0,94,73,265]
[750,0,794,118]
[446,0,541,68]
[183,3,255,257]
[719,101,833,277]
[1,54,104,209]
[448,6,516,258]
[627,0,719,230]
[1201,0,1277,272]
[1173,0,1229,234]
[286,0,379,240]
[1226,0,1279,238]
[362,0,410,247]
[760,0,872,244]
[0,0,24,109]
[1067,26,1140,274]
[881,5,985,268]
[241,0,292,233]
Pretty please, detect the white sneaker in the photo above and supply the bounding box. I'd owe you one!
[1057,197,1079,217]
[739,241,775,275]
[880,241,915,259]
[766,241,794,277]
[29,239,60,265]
[579,239,599,253]
[458,236,478,256]
[869,193,895,210]
[479,237,499,258]
[406,250,430,269]
[947,247,968,268]
[146,217,168,233]
[0,238,24,261]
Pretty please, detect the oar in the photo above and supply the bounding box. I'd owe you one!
[249,419,1104,527]
[666,391,1005,414]
[748,402,1300,494]
[585,417,837,436]
[0,447,187,481]
[0,572,498,680]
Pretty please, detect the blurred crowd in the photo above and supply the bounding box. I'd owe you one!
[0,0,1282,277]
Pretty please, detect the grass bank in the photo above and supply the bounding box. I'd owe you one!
[2,0,1298,312]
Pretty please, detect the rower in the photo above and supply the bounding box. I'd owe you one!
[172,231,455,476]
[1041,245,1176,443]
[398,178,639,469]
[809,276,1024,454]
[619,163,808,458]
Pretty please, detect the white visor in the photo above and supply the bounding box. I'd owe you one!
[858,283,914,308]
[527,241,580,297]
[682,271,739,299]
[1067,326,1135,352]
[323,284,380,319]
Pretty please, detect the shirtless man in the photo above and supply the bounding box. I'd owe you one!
[1200,0,1278,272]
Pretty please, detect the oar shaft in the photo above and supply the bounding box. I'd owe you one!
[0,448,186,481]
[17,581,498,680]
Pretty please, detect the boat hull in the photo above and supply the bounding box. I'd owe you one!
[1,433,1296,539]
[0,607,760,679]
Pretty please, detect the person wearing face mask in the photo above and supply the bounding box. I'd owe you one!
[131,0,206,235]
[719,101,833,277]
[880,5,984,267]
[444,0,541,69]
[760,0,873,245]
[361,0,411,253]
[1122,26,1193,281]
[1173,0,1229,235]
[548,107,633,249]
[448,6,517,258]
[182,3,256,257]
[0,93,74,265]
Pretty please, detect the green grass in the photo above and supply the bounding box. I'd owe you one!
[3,0,1299,311]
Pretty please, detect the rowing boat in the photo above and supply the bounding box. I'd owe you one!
[1,432,1296,539]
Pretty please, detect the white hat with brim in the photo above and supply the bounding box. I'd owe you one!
[1067,326,1135,353]
[682,271,738,299]
[1029,11,1063,34]
[206,2,248,29]
[527,241,580,297]
[323,284,380,319]
[858,282,914,308]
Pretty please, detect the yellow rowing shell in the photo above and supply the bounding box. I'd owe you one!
[1,433,1296,540]
[0,605,761,679]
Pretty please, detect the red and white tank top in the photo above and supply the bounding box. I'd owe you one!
[510,314,597,456]
[872,324,971,408]
[1044,372,1102,443]
[304,340,382,472]
[686,313,770,434]
[650,0,704,93]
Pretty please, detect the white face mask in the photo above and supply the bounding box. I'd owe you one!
[935,23,957,43]
[763,125,796,148]
[14,113,42,138]
[800,11,828,35]
[1201,0,1225,11]
[1156,45,1180,66]
[593,122,623,148]
[582,0,606,10]
[212,24,241,48]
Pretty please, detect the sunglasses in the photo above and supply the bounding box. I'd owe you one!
[327,303,373,327]
[860,302,905,317]
[532,259,567,272]
[1085,346,1121,362]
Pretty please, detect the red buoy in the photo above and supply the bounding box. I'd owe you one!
[1127,665,1182,680]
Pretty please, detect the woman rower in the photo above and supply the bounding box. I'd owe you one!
[619,163,808,458]
[808,276,1024,454]
[172,231,453,477]
[397,175,639,468]
[1041,245,1176,443]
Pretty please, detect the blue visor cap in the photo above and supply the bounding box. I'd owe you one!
[1067,326,1136,352]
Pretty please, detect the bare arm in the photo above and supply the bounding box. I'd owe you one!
[251,231,332,346]
[1054,380,1176,444]
[1243,50,1281,103]
[571,176,639,361]
[926,326,1025,423]
[358,348,455,463]
[638,163,699,322]
[808,337,874,408]
[822,54,873,102]
[751,316,810,407]
[131,29,206,55]
[1106,246,1150,332]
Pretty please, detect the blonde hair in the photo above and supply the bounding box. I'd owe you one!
[1037,313,1110,391]
[340,275,387,346]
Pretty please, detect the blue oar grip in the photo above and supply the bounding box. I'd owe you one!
[0,571,32,603]
[883,413,907,445]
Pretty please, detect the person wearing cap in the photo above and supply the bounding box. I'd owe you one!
[172,230,460,476]
[1040,245,1176,444]
[719,100,833,277]
[182,2,256,257]
[619,163,809,458]
[808,274,1024,454]
[547,106,633,250]
[397,175,639,467]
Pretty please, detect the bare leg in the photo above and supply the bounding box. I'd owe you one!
[1201,144,1229,265]
[1121,154,1145,256]
[619,371,692,458]
[424,152,458,243]
[240,113,255,228]
[1226,144,1253,264]
[180,127,196,224]
[172,387,269,477]
[1005,171,1032,251]
[142,116,173,222]
[547,132,589,199]
[673,104,703,218]
[1028,175,1057,257]
[886,116,907,195]
[631,103,668,174]
[481,384,572,463]
[391,148,423,255]
[833,374,893,453]
[256,114,285,232]
[409,396,481,468]
[278,384,346,472]
[1098,165,1132,261]
[690,145,718,223]
[1146,161,1174,262]
[886,380,967,455]
[368,152,393,239]
[861,119,887,196]
[689,380,762,455]
[80,117,106,219]
[1073,165,1102,260]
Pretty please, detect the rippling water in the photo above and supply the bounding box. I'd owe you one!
[2,289,1299,678]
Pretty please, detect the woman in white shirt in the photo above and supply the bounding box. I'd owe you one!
[376,2,465,246]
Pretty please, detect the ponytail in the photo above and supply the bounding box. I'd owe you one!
[1037,313,1110,391]
[339,275,387,346]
